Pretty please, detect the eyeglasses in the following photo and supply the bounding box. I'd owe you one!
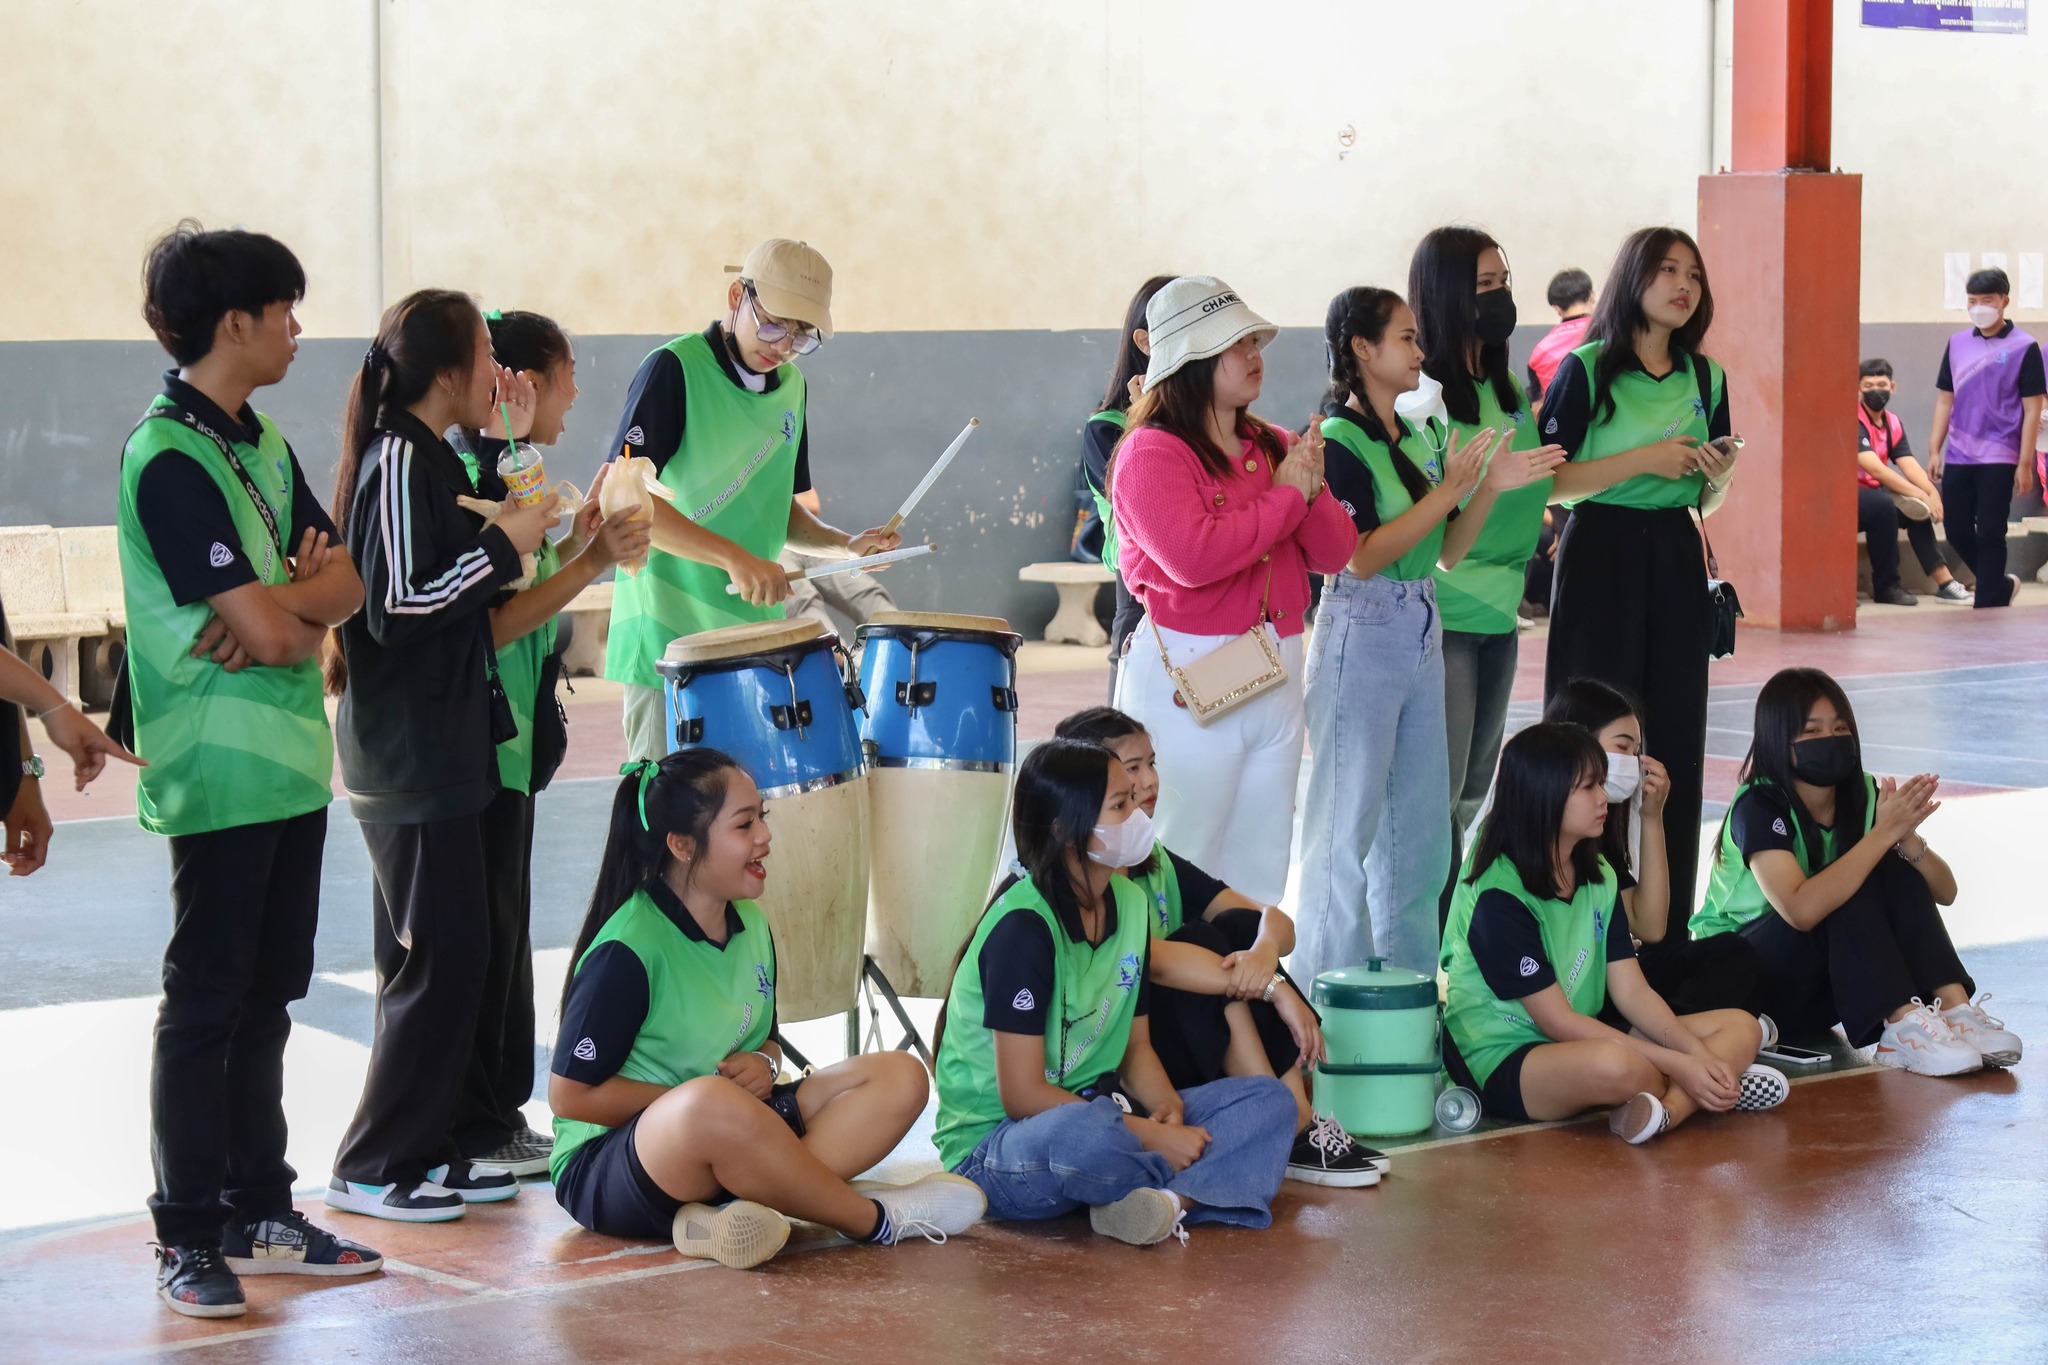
[742,284,822,355]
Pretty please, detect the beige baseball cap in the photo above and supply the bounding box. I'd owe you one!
[1141,275,1276,391]
[726,238,834,338]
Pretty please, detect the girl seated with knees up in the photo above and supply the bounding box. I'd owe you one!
[1054,706,1380,1188]
[1692,667,2021,1076]
[1543,679,1769,1023]
[549,749,985,1269]
[933,739,1299,1246]
[1442,724,1789,1144]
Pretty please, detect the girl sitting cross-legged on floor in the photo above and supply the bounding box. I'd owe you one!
[548,749,985,1269]
[933,738,1299,1246]
[1442,723,1791,1144]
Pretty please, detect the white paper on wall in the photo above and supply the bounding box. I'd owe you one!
[1945,253,1971,309]
[2021,254,2045,309]
[1982,251,2010,276]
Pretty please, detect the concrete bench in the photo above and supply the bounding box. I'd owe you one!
[561,581,613,677]
[0,526,105,705]
[59,525,126,704]
[1019,561,1113,646]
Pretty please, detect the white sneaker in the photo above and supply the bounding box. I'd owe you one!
[1757,1013,1780,1052]
[1735,1064,1790,1111]
[672,1201,790,1269]
[1941,994,2023,1067]
[1089,1188,1188,1246]
[1871,999,1983,1077]
[1608,1091,1669,1145]
[855,1173,987,1244]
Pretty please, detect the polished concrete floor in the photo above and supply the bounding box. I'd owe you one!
[6,605,2047,1360]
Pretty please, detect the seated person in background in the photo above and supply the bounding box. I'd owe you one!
[550,749,984,1269]
[1525,267,1594,406]
[1443,724,1788,1144]
[1692,667,2021,1076]
[1857,359,1967,605]
[1543,680,1768,1021]
[933,739,1298,1246]
[1055,707,1382,1188]
[779,488,897,636]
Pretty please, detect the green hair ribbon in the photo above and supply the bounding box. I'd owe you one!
[620,759,659,831]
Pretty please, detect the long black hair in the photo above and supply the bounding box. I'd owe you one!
[1543,678,1644,875]
[561,748,745,1007]
[1718,667,1869,870]
[324,288,485,695]
[1052,707,1158,878]
[1465,722,1610,900]
[1323,285,1433,507]
[1587,226,1715,423]
[1099,276,1175,414]
[1409,226,1519,428]
[1112,352,1285,490]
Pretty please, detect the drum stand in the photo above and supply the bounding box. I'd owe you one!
[857,956,932,1065]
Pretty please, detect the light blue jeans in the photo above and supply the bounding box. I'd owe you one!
[1293,573,1452,986]
[952,1077,1296,1229]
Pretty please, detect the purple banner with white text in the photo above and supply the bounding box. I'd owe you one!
[1862,0,2028,34]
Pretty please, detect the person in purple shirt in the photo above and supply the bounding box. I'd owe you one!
[1929,267,2044,608]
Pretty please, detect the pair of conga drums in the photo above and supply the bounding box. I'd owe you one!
[655,610,1019,1022]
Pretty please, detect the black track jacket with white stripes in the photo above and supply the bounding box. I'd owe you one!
[336,409,522,823]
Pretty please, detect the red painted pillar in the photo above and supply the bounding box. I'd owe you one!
[1696,0,1861,631]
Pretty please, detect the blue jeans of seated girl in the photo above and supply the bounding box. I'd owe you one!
[1293,573,1452,987]
[951,1077,1295,1228]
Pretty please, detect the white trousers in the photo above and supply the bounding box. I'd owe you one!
[1112,621,1306,903]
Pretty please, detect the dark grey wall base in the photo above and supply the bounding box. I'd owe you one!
[0,323,1982,637]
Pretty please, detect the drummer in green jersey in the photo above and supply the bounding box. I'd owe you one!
[1406,229,1570,917]
[445,310,649,1180]
[551,748,985,1268]
[1081,276,1174,695]
[933,738,1298,1246]
[1293,286,1561,992]
[605,239,900,760]
[1442,724,1787,1145]
[1054,707,1389,1189]
[122,224,376,1318]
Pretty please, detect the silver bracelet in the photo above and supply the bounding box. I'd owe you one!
[35,699,72,719]
[753,1048,781,1077]
[1261,974,1281,1004]
[1895,841,1928,865]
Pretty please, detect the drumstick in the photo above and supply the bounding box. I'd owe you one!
[724,543,936,593]
[882,418,979,536]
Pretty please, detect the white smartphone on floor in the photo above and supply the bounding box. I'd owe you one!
[1759,1044,1830,1067]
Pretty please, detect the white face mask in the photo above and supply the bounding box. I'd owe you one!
[1394,370,1446,423]
[1968,304,2002,331]
[1603,752,1642,803]
[1088,806,1157,868]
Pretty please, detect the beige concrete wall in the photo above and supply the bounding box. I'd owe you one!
[0,0,381,341]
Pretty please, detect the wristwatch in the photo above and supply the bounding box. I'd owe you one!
[20,756,43,779]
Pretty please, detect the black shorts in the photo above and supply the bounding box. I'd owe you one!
[1445,1039,1540,1124]
[554,1083,808,1241]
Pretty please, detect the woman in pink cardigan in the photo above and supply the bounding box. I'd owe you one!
[1109,277,1358,901]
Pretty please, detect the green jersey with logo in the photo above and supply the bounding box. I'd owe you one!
[605,333,806,688]
[1128,848,1186,939]
[550,892,777,1182]
[1560,339,1724,511]
[1086,409,1127,573]
[1435,372,1551,634]
[1323,409,1450,582]
[1692,774,1878,940]
[933,875,1151,1169]
[493,537,560,795]
[1443,851,1618,1086]
[116,399,333,837]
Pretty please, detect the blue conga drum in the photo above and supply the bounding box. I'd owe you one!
[656,619,868,1020]
[854,611,1022,996]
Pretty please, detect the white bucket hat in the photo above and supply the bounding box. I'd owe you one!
[1141,275,1278,392]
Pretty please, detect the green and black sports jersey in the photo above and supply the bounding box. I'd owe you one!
[1321,406,1450,582]
[604,332,806,689]
[1434,372,1550,634]
[1692,774,1878,940]
[117,398,334,837]
[1083,409,1127,573]
[1547,339,1725,511]
[933,875,1150,1169]
[550,891,777,1182]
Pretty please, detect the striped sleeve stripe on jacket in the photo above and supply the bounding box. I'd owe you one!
[376,435,499,615]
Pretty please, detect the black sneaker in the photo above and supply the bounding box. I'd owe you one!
[224,1209,385,1277]
[1875,585,1918,606]
[1285,1113,1383,1187]
[427,1161,520,1202]
[473,1126,553,1178]
[154,1243,246,1319]
[325,1175,466,1223]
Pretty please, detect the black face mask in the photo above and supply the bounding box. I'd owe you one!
[1861,388,1891,413]
[1473,289,1517,346]
[1790,735,1858,787]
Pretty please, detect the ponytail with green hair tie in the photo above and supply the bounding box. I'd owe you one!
[620,758,659,832]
